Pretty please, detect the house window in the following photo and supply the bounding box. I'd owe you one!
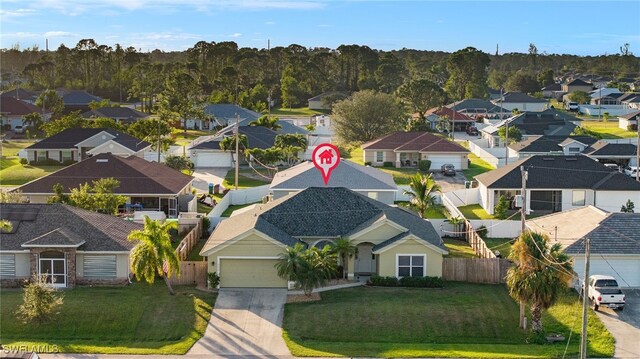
[83,255,117,278]
[572,190,586,206]
[397,255,425,277]
[367,192,378,200]
[0,254,16,277]
[37,151,47,161]
[61,150,72,162]
[375,152,384,162]
[568,147,580,152]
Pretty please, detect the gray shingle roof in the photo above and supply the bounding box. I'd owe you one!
[446,98,509,114]
[509,136,597,153]
[204,104,261,122]
[62,90,102,105]
[583,142,637,156]
[202,187,445,254]
[26,128,150,152]
[189,126,278,150]
[0,203,142,252]
[565,213,640,255]
[270,160,397,190]
[82,107,149,121]
[475,155,640,190]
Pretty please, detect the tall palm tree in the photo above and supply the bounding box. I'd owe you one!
[505,231,574,332]
[0,220,12,232]
[403,173,442,218]
[128,216,180,295]
[249,115,282,131]
[332,237,356,279]
[220,133,248,164]
[275,243,306,283]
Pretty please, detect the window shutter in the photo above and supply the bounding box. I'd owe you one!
[83,255,117,278]
[0,254,16,277]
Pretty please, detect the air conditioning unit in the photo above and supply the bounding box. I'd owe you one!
[514,195,524,208]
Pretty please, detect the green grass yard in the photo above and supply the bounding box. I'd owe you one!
[395,202,448,219]
[443,238,477,258]
[1,140,35,158]
[343,145,364,165]
[458,204,495,220]
[221,202,259,217]
[483,238,515,259]
[222,169,270,189]
[463,153,495,180]
[579,120,636,139]
[0,163,64,186]
[172,129,212,146]
[271,107,326,116]
[283,283,614,358]
[0,283,216,354]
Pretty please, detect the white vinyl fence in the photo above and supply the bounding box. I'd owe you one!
[207,185,270,229]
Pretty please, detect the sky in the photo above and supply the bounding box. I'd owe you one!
[1,0,639,56]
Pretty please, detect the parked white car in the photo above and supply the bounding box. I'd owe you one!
[13,125,24,133]
[624,166,638,177]
[581,275,625,311]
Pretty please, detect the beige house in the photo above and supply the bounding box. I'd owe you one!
[362,131,469,170]
[561,78,593,93]
[200,187,447,288]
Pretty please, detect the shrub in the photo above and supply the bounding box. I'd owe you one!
[477,225,488,239]
[33,158,63,166]
[364,161,372,166]
[17,275,64,323]
[383,161,394,167]
[369,275,399,286]
[61,159,76,166]
[628,124,638,131]
[19,158,28,165]
[207,272,220,288]
[494,195,509,219]
[201,216,211,237]
[418,159,431,172]
[399,276,444,288]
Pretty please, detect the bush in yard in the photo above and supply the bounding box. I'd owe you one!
[383,161,394,167]
[399,276,444,288]
[34,158,63,166]
[476,225,488,239]
[369,275,399,286]
[19,158,28,165]
[628,124,638,131]
[620,199,635,213]
[494,195,509,219]
[364,161,372,166]
[17,274,64,323]
[201,216,211,236]
[207,272,220,288]
[418,159,431,172]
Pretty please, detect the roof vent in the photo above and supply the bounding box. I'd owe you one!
[542,157,555,161]
[96,159,108,163]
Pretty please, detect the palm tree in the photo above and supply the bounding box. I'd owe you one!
[403,173,442,218]
[505,231,574,332]
[249,115,282,131]
[219,133,248,165]
[0,220,12,232]
[332,237,356,279]
[276,243,337,296]
[448,216,464,238]
[128,216,181,295]
[275,243,306,283]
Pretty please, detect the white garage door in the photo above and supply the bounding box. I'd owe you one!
[219,258,287,288]
[194,152,232,168]
[426,154,463,171]
[574,257,640,287]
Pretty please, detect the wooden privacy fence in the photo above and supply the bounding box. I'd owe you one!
[175,220,202,261]
[442,258,512,284]
[169,261,208,287]
[464,219,497,259]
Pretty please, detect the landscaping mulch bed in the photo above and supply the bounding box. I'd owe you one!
[287,292,321,303]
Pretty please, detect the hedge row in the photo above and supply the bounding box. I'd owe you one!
[369,275,444,288]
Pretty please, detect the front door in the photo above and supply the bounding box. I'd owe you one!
[355,244,376,274]
[39,251,66,287]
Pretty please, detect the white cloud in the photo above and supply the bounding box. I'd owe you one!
[3,32,40,38]
[228,33,242,38]
[0,8,36,21]
[44,31,77,38]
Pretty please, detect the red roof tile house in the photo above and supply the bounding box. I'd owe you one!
[362,132,469,170]
[420,106,476,132]
[0,97,51,130]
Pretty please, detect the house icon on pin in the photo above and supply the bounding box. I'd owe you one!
[318,149,334,164]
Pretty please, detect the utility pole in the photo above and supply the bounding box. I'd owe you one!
[157,119,161,163]
[234,114,239,191]
[636,125,639,182]
[519,165,528,329]
[598,86,602,121]
[580,238,591,359]
[505,120,509,165]
[451,102,455,141]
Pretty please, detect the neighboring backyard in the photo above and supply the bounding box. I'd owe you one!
[443,238,477,258]
[0,283,216,354]
[578,120,637,139]
[222,168,270,189]
[464,153,494,180]
[172,129,212,146]
[1,140,64,186]
[271,107,326,116]
[283,283,614,358]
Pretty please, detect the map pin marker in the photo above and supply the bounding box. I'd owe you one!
[312,143,341,185]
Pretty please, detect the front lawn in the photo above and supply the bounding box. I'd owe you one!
[221,202,259,217]
[483,237,515,259]
[1,140,36,158]
[172,129,212,146]
[579,121,636,139]
[271,107,327,116]
[0,283,216,354]
[395,202,448,219]
[458,204,495,220]
[0,164,64,186]
[464,153,495,180]
[443,238,477,258]
[379,167,420,185]
[283,283,614,358]
[344,146,364,165]
[222,169,270,188]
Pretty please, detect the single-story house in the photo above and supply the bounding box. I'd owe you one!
[562,78,593,93]
[475,155,640,215]
[82,106,149,124]
[0,88,38,104]
[199,187,448,288]
[445,98,510,120]
[188,126,279,168]
[421,106,476,132]
[308,91,346,110]
[622,95,640,110]
[491,92,548,112]
[481,109,579,148]
[0,203,142,288]
[527,206,640,287]
[0,97,51,130]
[270,160,398,204]
[14,153,195,217]
[362,131,469,170]
[61,90,102,114]
[541,83,563,98]
[187,103,262,129]
[508,136,598,159]
[20,128,151,164]
[618,110,639,130]
[582,141,638,166]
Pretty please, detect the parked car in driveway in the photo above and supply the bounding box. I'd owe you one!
[466,126,479,136]
[440,164,456,176]
[624,166,638,178]
[13,125,24,133]
[582,275,626,311]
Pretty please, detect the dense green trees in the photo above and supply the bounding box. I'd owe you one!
[397,79,446,120]
[445,47,491,100]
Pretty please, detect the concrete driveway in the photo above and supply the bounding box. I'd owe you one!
[594,289,640,359]
[188,288,291,357]
[191,168,230,193]
[432,171,467,192]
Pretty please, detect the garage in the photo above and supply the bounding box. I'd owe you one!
[574,257,640,287]
[193,151,232,168]
[218,258,287,288]
[425,154,464,171]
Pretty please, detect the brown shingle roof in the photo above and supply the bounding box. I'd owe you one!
[0,97,44,116]
[16,153,193,195]
[362,132,469,153]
